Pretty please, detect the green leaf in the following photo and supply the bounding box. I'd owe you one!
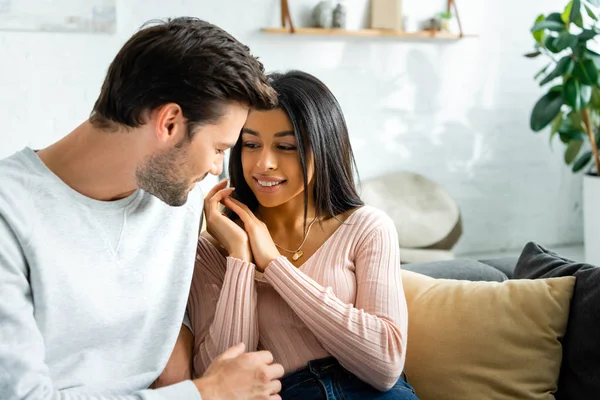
[530,91,565,131]
[560,130,586,143]
[524,51,542,58]
[554,32,579,51]
[587,49,600,69]
[564,78,581,109]
[573,150,593,172]
[563,0,574,23]
[591,87,600,107]
[550,113,564,147]
[570,0,583,24]
[588,48,600,57]
[540,56,575,86]
[585,4,598,20]
[578,29,598,41]
[545,35,562,53]
[570,111,587,131]
[547,13,565,23]
[533,14,546,44]
[564,77,592,109]
[531,20,566,32]
[565,139,584,164]
[573,59,599,85]
[535,64,551,80]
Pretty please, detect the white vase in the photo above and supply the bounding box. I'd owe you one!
[344,0,370,30]
[583,174,600,265]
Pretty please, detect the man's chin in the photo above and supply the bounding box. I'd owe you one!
[150,189,190,207]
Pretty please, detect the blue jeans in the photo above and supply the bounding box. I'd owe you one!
[280,357,419,400]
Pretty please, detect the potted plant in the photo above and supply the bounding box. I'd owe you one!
[527,0,600,264]
[440,11,453,32]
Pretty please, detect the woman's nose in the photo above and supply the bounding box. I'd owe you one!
[257,149,277,171]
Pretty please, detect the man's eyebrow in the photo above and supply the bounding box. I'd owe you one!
[241,128,295,138]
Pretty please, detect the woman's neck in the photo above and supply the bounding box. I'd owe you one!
[258,196,317,235]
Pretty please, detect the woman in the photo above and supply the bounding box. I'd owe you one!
[164,70,418,399]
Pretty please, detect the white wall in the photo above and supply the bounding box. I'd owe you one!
[0,0,582,255]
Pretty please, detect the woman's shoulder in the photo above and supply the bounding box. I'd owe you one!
[344,205,395,231]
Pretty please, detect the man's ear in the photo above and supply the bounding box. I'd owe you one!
[153,103,187,145]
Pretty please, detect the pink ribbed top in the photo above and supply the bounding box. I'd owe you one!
[187,206,408,391]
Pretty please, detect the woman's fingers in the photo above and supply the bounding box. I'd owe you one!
[207,187,235,213]
[224,197,261,224]
[222,197,253,227]
[204,179,228,201]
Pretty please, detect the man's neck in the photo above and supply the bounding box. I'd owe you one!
[36,120,145,201]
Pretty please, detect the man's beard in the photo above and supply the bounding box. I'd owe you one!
[135,141,192,207]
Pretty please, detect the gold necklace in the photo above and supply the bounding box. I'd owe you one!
[273,216,319,261]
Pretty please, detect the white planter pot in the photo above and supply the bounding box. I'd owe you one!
[583,174,600,265]
[344,0,371,30]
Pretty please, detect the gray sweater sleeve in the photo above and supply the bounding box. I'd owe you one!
[0,217,202,400]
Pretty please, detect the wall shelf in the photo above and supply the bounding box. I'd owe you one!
[260,27,473,40]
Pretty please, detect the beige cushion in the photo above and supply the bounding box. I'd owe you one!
[401,270,575,400]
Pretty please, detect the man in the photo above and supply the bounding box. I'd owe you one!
[0,17,283,400]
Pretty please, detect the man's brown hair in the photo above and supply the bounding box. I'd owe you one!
[90,17,277,135]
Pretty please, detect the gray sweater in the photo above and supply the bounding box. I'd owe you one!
[0,148,203,399]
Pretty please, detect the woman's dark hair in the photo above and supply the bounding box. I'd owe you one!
[90,17,277,136]
[227,70,364,224]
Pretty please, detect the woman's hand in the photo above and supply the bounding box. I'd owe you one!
[204,180,252,262]
[222,197,280,272]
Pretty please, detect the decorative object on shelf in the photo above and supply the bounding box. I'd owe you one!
[332,1,347,28]
[402,15,418,33]
[371,0,403,31]
[439,10,460,34]
[344,0,370,30]
[440,11,452,31]
[423,17,442,32]
[525,0,600,264]
[312,0,334,29]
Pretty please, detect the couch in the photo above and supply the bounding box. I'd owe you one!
[400,243,600,400]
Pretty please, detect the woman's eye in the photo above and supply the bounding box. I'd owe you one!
[243,142,259,149]
[278,145,297,151]
[216,149,225,155]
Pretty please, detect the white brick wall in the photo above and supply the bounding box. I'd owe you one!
[0,0,581,255]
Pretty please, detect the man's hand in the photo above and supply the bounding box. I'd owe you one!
[194,343,284,400]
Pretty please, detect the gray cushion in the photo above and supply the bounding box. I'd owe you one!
[403,259,508,282]
[478,257,518,278]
